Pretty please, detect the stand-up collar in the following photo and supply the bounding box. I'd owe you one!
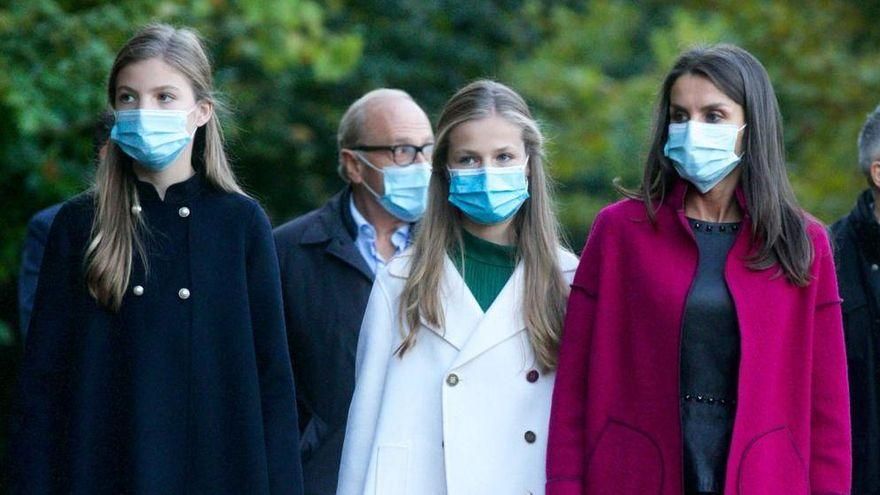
[134,173,205,205]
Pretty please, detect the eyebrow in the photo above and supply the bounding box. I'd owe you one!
[454,145,518,155]
[670,102,732,112]
[116,84,183,94]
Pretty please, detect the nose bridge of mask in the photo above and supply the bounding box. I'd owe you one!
[681,121,743,150]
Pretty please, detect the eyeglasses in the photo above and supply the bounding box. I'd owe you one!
[350,143,434,166]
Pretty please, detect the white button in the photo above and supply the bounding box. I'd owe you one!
[133,285,144,296]
[178,207,190,218]
[131,205,142,215]
[178,288,191,300]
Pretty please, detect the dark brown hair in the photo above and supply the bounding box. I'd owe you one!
[625,44,813,286]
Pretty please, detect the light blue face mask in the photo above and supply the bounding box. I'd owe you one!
[357,153,432,222]
[111,108,196,171]
[663,121,746,193]
[447,163,530,225]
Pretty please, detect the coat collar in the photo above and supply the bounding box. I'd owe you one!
[849,188,880,265]
[300,186,374,281]
[388,247,578,369]
[135,173,206,205]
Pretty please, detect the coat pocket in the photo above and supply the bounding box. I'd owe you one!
[375,445,408,495]
[584,419,663,494]
[737,427,808,495]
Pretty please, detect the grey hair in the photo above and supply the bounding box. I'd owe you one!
[858,104,880,179]
[336,88,415,181]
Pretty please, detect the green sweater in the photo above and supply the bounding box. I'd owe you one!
[451,229,518,312]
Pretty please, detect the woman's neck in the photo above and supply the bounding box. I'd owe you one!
[684,170,744,223]
[133,147,195,200]
[461,216,516,245]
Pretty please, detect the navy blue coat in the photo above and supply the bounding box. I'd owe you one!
[18,202,62,337]
[273,187,374,494]
[10,175,303,494]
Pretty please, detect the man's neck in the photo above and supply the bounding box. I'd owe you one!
[351,186,405,261]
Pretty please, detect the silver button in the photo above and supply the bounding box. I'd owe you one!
[131,205,142,215]
[178,206,190,218]
[178,288,191,300]
[872,264,879,272]
[132,285,144,296]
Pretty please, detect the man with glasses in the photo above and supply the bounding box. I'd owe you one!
[274,88,433,494]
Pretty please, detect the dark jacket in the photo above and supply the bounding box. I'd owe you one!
[273,187,374,495]
[18,202,62,337]
[832,188,880,494]
[10,175,303,494]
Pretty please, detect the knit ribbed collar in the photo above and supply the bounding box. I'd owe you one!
[458,228,517,267]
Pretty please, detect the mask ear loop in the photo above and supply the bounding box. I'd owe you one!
[353,152,386,200]
[735,124,747,159]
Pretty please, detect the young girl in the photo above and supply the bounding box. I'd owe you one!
[11,24,302,494]
[546,44,850,494]
[336,80,578,494]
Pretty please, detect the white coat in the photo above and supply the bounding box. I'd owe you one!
[336,247,579,495]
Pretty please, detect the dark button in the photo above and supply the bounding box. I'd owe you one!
[705,226,712,232]
[446,374,459,387]
[526,370,539,383]
[524,431,536,443]
[719,226,726,232]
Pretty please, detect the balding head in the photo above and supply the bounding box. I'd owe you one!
[337,89,431,181]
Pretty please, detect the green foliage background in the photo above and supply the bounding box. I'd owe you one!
[2,0,880,464]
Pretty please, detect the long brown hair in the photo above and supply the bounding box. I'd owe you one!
[86,24,244,309]
[398,80,571,370]
[624,44,813,286]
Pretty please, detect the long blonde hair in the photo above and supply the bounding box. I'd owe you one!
[86,24,244,310]
[398,80,570,370]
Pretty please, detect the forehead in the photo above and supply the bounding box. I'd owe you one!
[361,96,432,142]
[669,73,737,108]
[115,57,193,93]
[448,114,524,151]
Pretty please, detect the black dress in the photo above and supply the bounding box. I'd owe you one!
[680,219,742,494]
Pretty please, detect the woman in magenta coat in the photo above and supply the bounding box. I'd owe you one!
[546,45,851,494]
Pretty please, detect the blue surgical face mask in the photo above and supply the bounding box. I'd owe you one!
[111,108,196,171]
[663,121,746,193]
[447,163,530,225]
[356,153,432,222]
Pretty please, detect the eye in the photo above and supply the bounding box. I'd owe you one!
[456,155,479,167]
[158,93,176,103]
[706,111,725,123]
[117,93,136,105]
[496,152,515,164]
[670,110,688,123]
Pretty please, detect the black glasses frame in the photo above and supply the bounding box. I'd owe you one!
[350,143,434,166]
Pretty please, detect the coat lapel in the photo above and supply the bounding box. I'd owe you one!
[449,262,526,369]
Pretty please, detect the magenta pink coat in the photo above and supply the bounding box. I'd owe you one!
[546,180,851,495]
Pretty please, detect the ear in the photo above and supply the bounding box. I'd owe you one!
[871,160,880,190]
[341,149,365,184]
[193,100,213,128]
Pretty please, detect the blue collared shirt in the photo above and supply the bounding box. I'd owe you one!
[349,198,412,275]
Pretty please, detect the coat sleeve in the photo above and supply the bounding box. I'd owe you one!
[10,205,76,492]
[546,212,608,495]
[808,228,852,494]
[336,274,395,495]
[246,205,304,495]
